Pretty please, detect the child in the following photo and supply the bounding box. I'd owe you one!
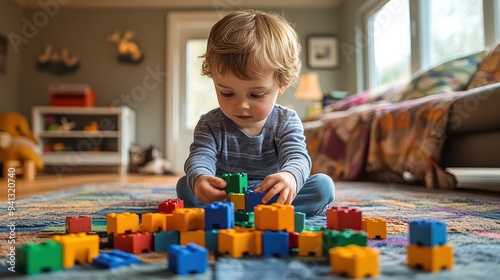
[176,9,335,217]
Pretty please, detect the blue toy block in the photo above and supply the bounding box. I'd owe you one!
[205,229,219,252]
[262,230,289,257]
[294,212,306,233]
[204,202,235,230]
[167,243,208,275]
[93,249,140,269]
[220,172,248,193]
[409,220,447,247]
[244,190,279,211]
[154,230,180,251]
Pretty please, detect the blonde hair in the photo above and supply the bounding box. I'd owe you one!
[202,10,302,87]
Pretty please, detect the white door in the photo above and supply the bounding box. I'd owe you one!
[166,12,223,174]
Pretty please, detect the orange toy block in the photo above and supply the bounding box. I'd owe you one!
[326,206,363,231]
[141,213,167,232]
[218,229,258,258]
[165,214,175,231]
[172,208,205,232]
[329,244,380,278]
[229,193,246,211]
[254,203,294,232]
[52,233,99,268]
[298,231,323,257]
[362,218,387,239]
[407,244,454,272]
[106,212,139,235]
[180,229,206,247]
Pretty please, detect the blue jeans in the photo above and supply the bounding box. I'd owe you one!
[176,173,335,217]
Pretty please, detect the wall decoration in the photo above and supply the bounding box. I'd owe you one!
[307,35,339,69]
[0,34,7,74]
[107,30,144,64]
[36,45,80,75]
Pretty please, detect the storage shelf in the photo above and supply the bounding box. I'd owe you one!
[40,131,119,138]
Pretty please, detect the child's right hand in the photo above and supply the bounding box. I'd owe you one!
[193,175,227,204]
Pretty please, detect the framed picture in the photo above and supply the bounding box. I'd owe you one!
[307,35,339,69]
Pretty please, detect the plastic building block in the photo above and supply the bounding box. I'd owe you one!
[158,198,184,214]
[326,206,363,231]
[204,202,235,230]
[106,212,139,235]
[294,212,306,233]
[235,210,254,223]
[141,212,167,232]
[165,214,175,231]
[289,232,299,249]
[362,218,387,239]
[262,230,289,257]
[235,221,255,228]
[17,241,63,275]
[172,208,205,232]
[218,229,258,258]
[167,243,208,275]
[220,172,248,193]
[229,193,246,211]
[53,233,100,268]
[298,231,323,257]
[153,230,179,252]
[324,229,368,248]
[244,189,279,211]
[409,220,447,247]
[304,226,324,232]
[180,229,206,247]
[205,229,219,252]
[66,215,92,234]
[254,203,295,232]
[330,244,380,278]
[92,249,140,269]
[407,244,454,272]
[114,231,153,255]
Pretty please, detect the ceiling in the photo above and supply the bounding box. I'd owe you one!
[15,0,344,9]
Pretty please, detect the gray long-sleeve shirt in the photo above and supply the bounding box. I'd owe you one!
[184,104,311,192]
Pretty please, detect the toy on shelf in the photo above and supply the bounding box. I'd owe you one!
[57,117,76,132]
[84,121,99,133]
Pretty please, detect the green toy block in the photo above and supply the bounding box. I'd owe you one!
[17,241,63,275]
[304,226,324,232]
[235,210,254,223]
[294,212,306,233]
[220,172,248,194]
[322,229,368,255]
[235,221,255,228]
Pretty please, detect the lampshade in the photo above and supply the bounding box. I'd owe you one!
[294,73,324,101]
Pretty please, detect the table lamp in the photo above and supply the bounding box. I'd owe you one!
[294,73,324,119]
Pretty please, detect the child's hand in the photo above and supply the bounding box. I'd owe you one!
[254,171,297,205]
[193,175,227,204]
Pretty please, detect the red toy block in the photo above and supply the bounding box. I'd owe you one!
[326,206,363,231]
[289,232,299,249]
[114,231,154,255]
[158,198,184,214]
[66,216,92,233]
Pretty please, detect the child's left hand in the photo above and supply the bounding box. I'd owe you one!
[254,171,297,205]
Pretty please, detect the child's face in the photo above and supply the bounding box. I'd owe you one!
[212,70,286,135]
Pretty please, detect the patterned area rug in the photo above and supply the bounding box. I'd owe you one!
[0,182,499,279]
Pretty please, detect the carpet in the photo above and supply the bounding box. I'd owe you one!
[0,182,499,279]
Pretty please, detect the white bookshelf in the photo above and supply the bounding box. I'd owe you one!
[32,106,135,174]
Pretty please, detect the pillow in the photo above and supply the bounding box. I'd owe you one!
[467,41,500,89]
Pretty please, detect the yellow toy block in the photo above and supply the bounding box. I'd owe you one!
[180,229,206,247]
[229,193,246,211]
[165,214,174,231]
[106,212,139,235]
[254,203,294,232]
[407,244,454,272]
[141,213,167,232]
[298,231,323,257]
[172,208,205,232]
[52,233,99,268]
[362,218,387,239]
[218,229,258,258]
[329,244,380,278]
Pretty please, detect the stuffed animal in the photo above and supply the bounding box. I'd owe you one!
[0,112,44,170]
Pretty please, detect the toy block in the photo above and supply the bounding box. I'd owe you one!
[229,193,246,211]
[294,212,305,233]
[153,230,179,252]
[254,203,295,232]
[114,231,153,255]
[158,198,184,214]
[66,215,92,234]
[304,226,324,232]
[262,230,289,257]
[218,229,258,258]
[172,208,205,232]
[289,232,299,249]
[329,245,380,278]
[362,218,387,239]
[204,202,235,230]
[205,229,219,252]
[325,229,368,248]
[235,210,254,223]
[180,229,206,247]
[106,212,139,235]
[165,214,175,231]
[244,189,279,211]
[141,212,167,232]
[17,241,63,275]
[220,172,248,193]
[409,220,447,246]
[235,221,255,228]
[298,231,323,257]
[167,243,208,275]
[326,206,362,231]
[407,244,454,272]
[53,233,100,268]
[92,249,140,269]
